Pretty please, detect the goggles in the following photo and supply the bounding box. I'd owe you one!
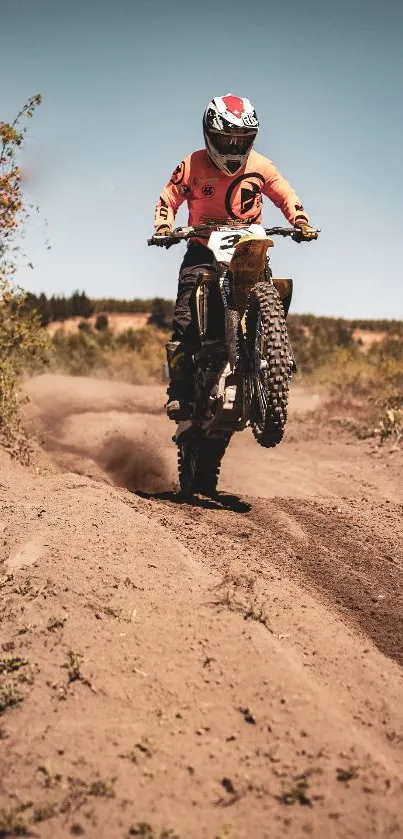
[209,129,256,156]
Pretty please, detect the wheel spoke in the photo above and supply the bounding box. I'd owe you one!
[252,310,269,427]
[258,374,271,427]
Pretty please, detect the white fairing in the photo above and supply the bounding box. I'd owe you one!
[207,224,268,263]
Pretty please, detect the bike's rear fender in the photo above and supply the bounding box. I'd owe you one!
[272,278,293,318]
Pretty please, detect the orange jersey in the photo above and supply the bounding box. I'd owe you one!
[155,149,309,235]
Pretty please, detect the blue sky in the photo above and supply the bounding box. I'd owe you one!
[1,0,402,317]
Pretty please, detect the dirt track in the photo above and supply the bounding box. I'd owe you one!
[1,374,403,838]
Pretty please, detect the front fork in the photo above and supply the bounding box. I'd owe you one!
[218,269,246,373]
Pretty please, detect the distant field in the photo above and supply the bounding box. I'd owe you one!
[46,311,150,335]
[352,328,388,349]
[46,311,390,351]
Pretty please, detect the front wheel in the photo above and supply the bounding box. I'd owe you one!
[246,282,293,448]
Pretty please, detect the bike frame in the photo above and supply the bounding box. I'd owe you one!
[148,223,320,435]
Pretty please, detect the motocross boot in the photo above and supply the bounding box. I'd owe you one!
[165,340,194,421]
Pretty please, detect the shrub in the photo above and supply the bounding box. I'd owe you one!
[95,313,109,331]
[78,319,92,333]
[50,324,166,384]
[0,96,49,460]
[51,328,104,376]
[148,297,174,329]
[0,281,49,459]
[374,397,403,445]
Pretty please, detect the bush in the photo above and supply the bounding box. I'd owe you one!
[0,96,49,460]
[0,280,48,460]
[51,328,104,376]
[148,297,174,329]
[287,315,355,373]
[50,324,166,384]
[304,333,403,444]
[78,319,92,333]
[374,395,403,445]
[95,313,109,331]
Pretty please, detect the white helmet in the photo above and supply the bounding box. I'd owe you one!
[203,94,259,176]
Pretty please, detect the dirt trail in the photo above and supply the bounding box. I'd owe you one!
[1,374,403,839]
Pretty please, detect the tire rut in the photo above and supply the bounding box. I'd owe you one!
[140,491,403,669]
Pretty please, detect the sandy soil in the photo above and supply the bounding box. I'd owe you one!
[1,374,403,838]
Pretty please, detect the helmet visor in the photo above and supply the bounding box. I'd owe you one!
[209,129,256,156]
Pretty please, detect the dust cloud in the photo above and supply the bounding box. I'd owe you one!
[97,434,169,493]
[23,374,174,494]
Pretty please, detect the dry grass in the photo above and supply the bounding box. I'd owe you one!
[0,282,49,461]
[49,325,166,384]
[300,340,403,444]
[0,806,29,836]
[211,573,272,631]
[0,682,23,714]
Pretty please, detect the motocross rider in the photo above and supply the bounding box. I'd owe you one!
[153,94,317,420]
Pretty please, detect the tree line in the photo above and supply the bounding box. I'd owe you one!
[288,313,403,335]
[25,291,403,335]
[25,291,174,328]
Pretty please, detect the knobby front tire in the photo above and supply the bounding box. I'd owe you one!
[246,283,293,448]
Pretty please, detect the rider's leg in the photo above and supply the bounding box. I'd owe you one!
[165,338,195,420]
[166,243,214,420]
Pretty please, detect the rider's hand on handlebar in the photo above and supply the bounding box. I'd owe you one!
[153,225,181,249]
[153,225,172,246]
[293,220,318,243]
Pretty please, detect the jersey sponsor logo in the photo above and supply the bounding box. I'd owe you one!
[199,215,236,225]
[202,183,215,198]
[241,181,260,214]
[157,205,169,221]
[225,172,265,222]
[170,160,185,185]
[178,184,190,196]
[157,197,169,221]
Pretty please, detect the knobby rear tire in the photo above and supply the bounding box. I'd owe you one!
[246,282,293,448]
[177,430,231,497]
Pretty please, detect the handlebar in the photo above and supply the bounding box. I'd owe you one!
[148,224,320,247]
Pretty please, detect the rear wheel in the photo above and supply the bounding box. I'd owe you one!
[246,282,293,448]
[177,429,231,497]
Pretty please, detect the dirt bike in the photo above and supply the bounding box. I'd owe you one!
[148,223,319,497]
